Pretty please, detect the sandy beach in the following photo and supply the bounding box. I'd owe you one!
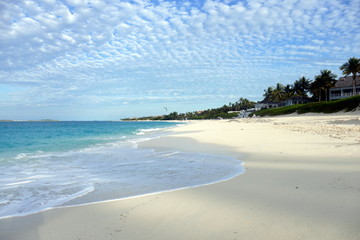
[1,112,360,240]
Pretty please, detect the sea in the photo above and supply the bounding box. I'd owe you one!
[0,121,244,219]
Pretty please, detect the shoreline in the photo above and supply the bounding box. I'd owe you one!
[0,121,184,220]
[1,112,359,239]
[0,156,244,221]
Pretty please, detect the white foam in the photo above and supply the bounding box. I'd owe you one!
[0,128,244,220]
[5,180,33,186]
[135,126,174,136]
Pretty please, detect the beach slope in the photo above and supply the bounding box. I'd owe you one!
[1,113,359,240]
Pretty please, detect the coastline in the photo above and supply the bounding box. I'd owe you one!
[1,112,360,240]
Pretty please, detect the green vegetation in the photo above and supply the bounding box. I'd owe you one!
[185,112,239,120]
[123,98,255,120]
[262,57,359,104]
[123,57,359,120]
[253,95,360,117]
[340,57,360,96]
[311,70,337,101]
[263,69,337,103]
[258,57,359,116]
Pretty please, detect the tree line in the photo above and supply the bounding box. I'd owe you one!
[123,98,255,120]
[263,57,360,102]
[123,57,359,121]
[183,98,255,120]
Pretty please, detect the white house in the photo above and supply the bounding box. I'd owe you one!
[281,97,313,106]
[254,101,279,110]
[330,76,360,101]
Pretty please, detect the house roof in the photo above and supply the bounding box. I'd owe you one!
[285,97,312,101]
[257,100,279,104]
[333,75,360,88]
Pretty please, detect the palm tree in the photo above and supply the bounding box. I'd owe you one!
[263,83,288,102]
[339,57,360,96]
[310,79,323,101]
[237,98,254,110]
[272,83,286,102]
[294,76,311,97]
[310,70,337,101]
[263,86,275,101]
[284,84,295,99]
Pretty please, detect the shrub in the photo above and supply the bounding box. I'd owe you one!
[254,95,360,117]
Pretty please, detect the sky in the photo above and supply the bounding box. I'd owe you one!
[0,0,359,120]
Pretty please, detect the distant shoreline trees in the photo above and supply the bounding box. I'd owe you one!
[123,97,256,121]
[124,57,359,120]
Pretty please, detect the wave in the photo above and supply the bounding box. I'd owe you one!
[0,123,244,219]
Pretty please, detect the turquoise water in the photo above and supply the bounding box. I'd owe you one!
[0,121,244,219]
[0,121,173,159]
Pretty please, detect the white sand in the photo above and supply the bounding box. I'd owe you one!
[1,112,359,240]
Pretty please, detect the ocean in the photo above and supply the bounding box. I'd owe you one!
[0,121,244,219]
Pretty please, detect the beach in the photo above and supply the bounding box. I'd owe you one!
[1,112,360,240]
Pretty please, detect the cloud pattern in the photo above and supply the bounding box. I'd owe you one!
[0,0,359,119]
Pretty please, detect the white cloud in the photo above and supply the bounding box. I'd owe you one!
[296,0,320,10]
[0,0,359,119]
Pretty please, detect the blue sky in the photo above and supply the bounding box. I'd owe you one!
[0,0,359,120]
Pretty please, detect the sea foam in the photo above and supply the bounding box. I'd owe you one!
[0,122,244,219]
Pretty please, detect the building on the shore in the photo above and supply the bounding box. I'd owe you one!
[254,101,280,110]
[239,108,257,118]
[255,97,312,111]
[329,75,360,101]
[280,97,313,107]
